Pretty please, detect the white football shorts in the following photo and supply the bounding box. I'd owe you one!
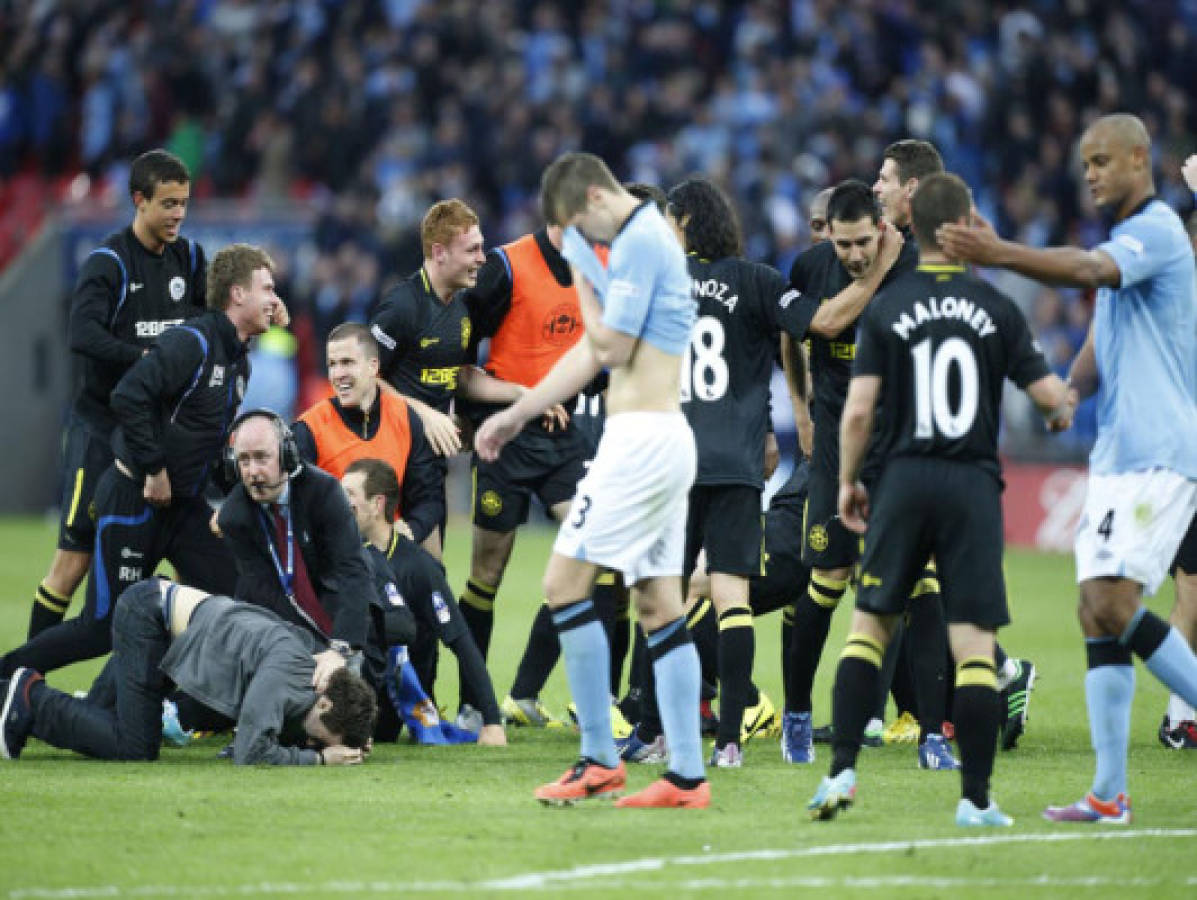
[1075,467,1197,594]
[553,411,696,584]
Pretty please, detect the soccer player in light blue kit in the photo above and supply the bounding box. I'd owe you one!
[940,114,1197,824]
[476,152,708,808]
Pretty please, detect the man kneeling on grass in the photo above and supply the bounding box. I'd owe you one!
[1,578,376,765]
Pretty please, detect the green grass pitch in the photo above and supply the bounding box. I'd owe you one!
[0,514,1193,898]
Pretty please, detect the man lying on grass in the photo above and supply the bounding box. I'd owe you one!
[1,578,376,765]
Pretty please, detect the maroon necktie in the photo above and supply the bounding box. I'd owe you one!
[272,504,332,636]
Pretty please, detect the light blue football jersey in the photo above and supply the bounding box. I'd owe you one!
[1091,199,1197,477]
[562,203,694,356]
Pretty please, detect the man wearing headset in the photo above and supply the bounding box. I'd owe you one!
[217,410,380,690]
[0,243,277,679]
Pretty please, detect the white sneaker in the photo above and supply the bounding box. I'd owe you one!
[709,742,743,768]
[455,703,483,734]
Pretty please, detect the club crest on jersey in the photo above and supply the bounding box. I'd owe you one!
[209,365,225,387]
[384,582,406,607]
[461,317,471,349]
[808,524,829,552]
[169,276,186,301]
[480,490,503,516]
[431,591,451,624]
[542,305,580,345]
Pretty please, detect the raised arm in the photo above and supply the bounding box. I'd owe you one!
[807,226,905,337]
[938,211,1120,290]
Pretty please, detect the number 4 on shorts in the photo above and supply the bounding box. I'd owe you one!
[1097,509,1114,541]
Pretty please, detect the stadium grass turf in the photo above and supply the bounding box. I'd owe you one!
[0,515,1193,898]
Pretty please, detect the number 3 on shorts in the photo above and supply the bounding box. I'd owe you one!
[572,495,592,529]
[1097,509,1114,541]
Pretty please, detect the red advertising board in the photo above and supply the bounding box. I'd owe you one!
[1002,463,1088,551]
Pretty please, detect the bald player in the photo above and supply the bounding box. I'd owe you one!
[941,113,1197,824]
[808,187,834,244]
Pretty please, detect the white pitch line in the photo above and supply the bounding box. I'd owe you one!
[8,828,1195,898]
[658,875,1176,891]
[479,826,1197,891]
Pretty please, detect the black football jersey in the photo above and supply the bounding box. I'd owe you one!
[788,239,919,424]
[68,227,207,436]
[370,268,473,413]
[854,264,1051,479]
[682,255,806,487]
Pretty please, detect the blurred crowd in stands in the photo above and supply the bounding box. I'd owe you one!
[3,0,1196,453]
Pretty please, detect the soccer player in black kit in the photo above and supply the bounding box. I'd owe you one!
[27,150,207,639]
[806,173,1073,827]
[369,199,524,563]
[875,141,1039,752]
[785,180,932,764]
[660,177,809,766]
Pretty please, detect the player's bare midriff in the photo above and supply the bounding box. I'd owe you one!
[604,339,682,416]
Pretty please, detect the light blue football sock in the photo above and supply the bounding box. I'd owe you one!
[553,600,616,768]
[1144,629,1197,709]
[1085,664,1134,801]
[648,617,704,780]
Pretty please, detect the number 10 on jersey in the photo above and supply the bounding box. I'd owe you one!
[679,316,729,402]
[911,336,979,439]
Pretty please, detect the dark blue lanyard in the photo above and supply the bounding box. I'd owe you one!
[258,504,294,599]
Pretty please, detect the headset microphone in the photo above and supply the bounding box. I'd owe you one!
[248,476,289,492]
[223,408,301,485]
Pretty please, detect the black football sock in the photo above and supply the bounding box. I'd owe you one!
[781,604,795,711]
[635,625,663,741]
[907,581,948,742]
[715,604,757,748]
[28,582,71,640]
[953,655,1000,809]
[686,598,720,688]
[610,590,631,696]
[458,578,497,661]
[663,771,706,789]
[786,573,848,713]
[590,573,621,695]
[619,625,649,726]
[830,632,884,776]
[876,619,908,720]
[994,642,1008,670]
[509,602,560,700]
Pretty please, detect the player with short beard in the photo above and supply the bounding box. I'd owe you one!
[808,172,1072,826]
[784,180,937,766]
